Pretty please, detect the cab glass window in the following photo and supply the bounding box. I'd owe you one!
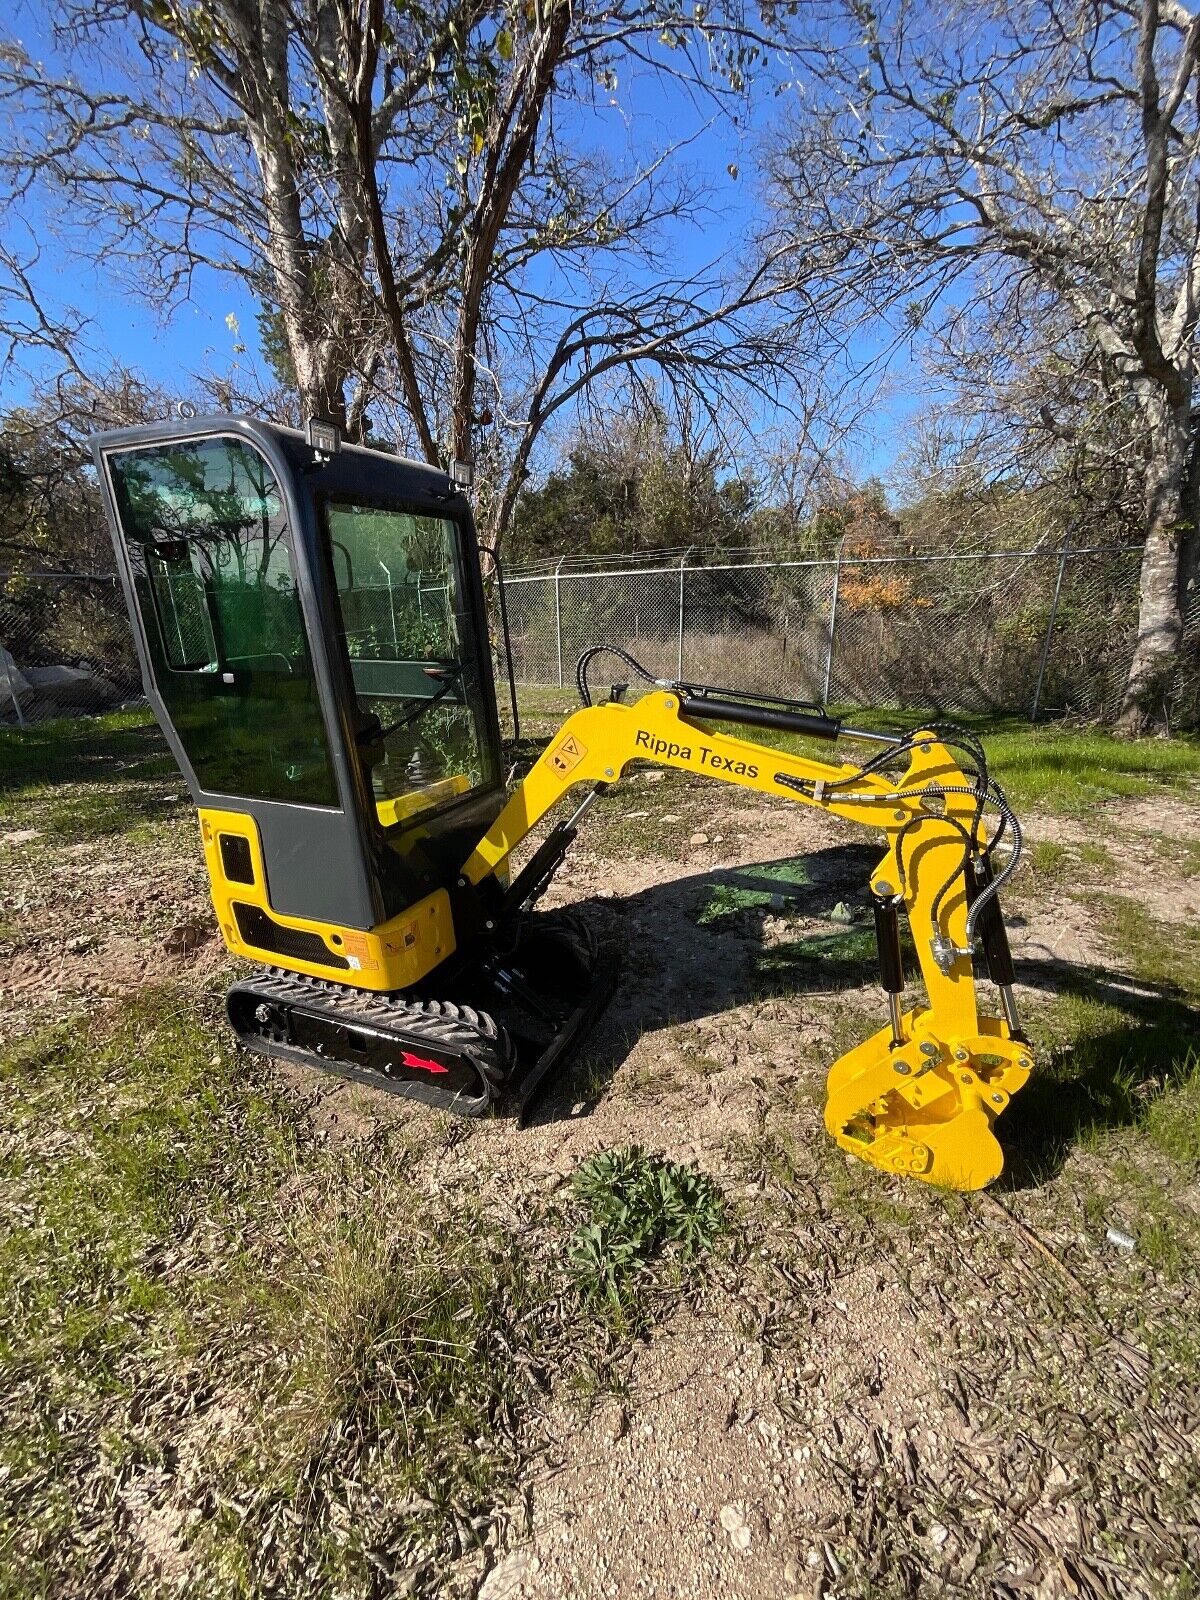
[324,500,498,823]
[108,436,339,807]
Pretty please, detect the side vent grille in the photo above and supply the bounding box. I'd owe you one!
[232,902,350,969]
[219,833,255,885]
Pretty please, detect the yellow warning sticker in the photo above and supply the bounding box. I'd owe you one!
[341,931,379,973]
[549,734,587,777]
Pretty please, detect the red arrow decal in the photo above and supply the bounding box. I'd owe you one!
[400,1049,450,1076]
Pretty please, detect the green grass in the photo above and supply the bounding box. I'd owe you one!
[1076,840,1117,873]
[979,719,1200,813]
[1097,893,1200,993]
[1141,1052,1200,1166]
[0,707,183,844]
[0,991,740,1597]
[567,1146,728,1336]
[751,923,917,996]
[0,989,554,1599]
[695,855,811,926]
[696,706,1200,817]
[0,706,166,792]
[1008,875,1200,1211]
[1028,838,1071,879]
[1019,989,1200,1160]
[0,778,186,844]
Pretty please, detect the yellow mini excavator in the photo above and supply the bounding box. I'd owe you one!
[94,414,1033,1190]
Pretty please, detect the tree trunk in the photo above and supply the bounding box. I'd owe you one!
[295,364,349,434]
[1117,401,1192,732]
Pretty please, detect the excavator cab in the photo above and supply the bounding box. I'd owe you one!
[95,415,608,1115]
[96,416,504,931]
[97,413,1033,1188]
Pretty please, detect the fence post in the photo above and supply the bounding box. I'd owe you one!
[1,650,25,726]
[379,559,399,649]
[677,551,689,680]
[1031,546,1070,722]
[554,557,565,688]
[822,535,847,708]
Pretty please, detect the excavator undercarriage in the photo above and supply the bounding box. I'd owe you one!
[227,908,616,1119]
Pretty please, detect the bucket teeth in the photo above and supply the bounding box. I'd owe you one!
[824,1010,1032,1190]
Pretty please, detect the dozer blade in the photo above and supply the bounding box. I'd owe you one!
[226,910,618,1120]
[823,1009,1033,1190]
[498,914,619,1122]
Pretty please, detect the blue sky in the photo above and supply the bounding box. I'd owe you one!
[1,0,920,480]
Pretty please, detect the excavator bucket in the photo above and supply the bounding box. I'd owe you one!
[824,1011,1033,1189]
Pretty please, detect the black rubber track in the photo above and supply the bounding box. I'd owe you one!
[227,966,511,1116]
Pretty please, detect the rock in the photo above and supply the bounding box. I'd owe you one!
[24,664,121,709]
[642,770,666,783]
[928,1522,949,1549]
[660,813,682,824]
[479,1549,540,1600]
[719,1504,752,1549]
[829,900,854,924]
[1,828,41,846]
[689,831,710,846]
[625,811,650,820]
[598,1400,628,1443]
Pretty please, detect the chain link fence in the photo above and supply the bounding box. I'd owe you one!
[1,571,142,725]
[502,542,1176,722]
[5,546,1197,730]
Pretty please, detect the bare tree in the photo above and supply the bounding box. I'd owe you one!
[770,0,1200,731]
[1,0,811,549]
[0,372,169,574]
[0,233,92,391]
[1,0,449,427]
[469,256,813,545]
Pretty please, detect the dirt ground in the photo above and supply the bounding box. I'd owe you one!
[2,756,1199,1599]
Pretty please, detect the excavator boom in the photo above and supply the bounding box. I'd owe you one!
[461,682,1031,1190]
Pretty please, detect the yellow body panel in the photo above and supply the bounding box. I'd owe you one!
[198,808,455,991]
[462,691,1033,1189]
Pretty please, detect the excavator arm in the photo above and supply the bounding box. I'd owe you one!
[461,686,1032,1190]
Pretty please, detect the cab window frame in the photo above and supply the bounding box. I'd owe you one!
[316,489,500,831]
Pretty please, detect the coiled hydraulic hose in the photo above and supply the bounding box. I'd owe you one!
[576,645,663,707]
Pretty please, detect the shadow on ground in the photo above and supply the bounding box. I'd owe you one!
[0,710,168,793]
[529,845,1200,1190]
